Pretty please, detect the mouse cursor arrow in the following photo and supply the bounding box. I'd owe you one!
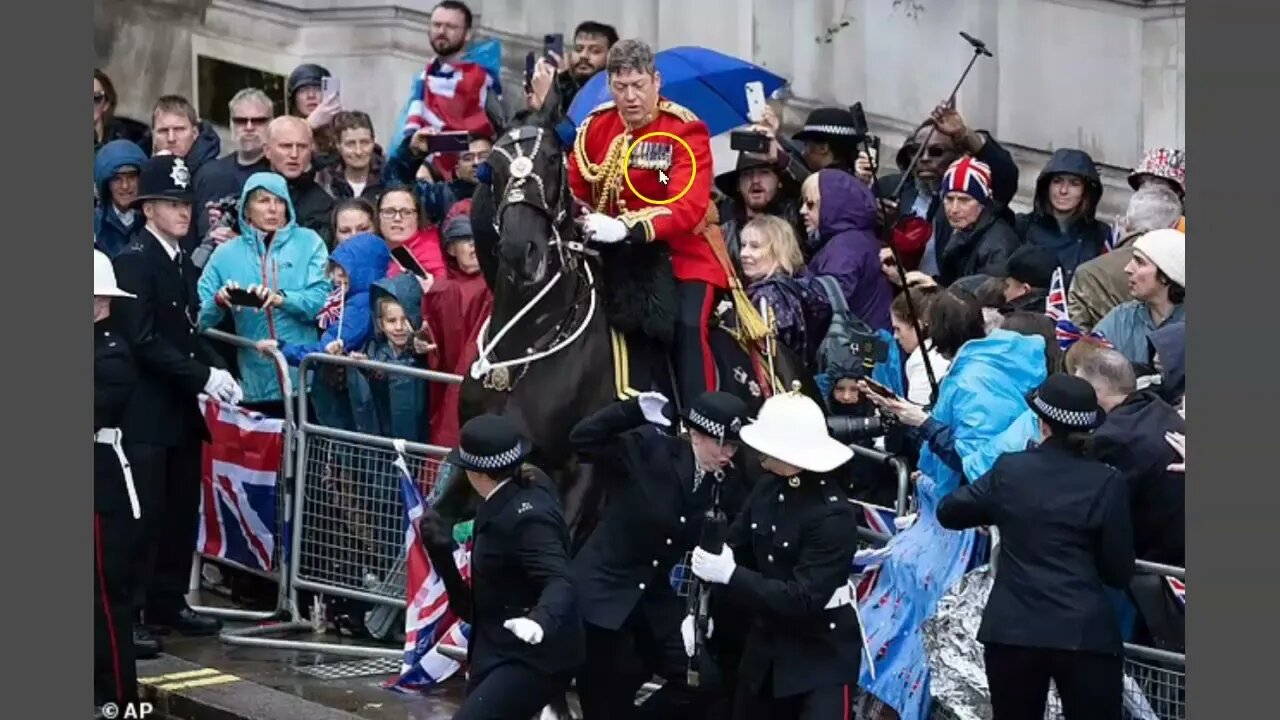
[658,170,670,185]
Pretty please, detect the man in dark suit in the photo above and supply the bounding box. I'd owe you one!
[568,391,749,720]
[113,154,244,648]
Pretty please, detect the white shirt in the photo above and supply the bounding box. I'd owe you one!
[146,226,180,261]
[905,342,951,406]
[348,180,367,198]
[113,206,136,228]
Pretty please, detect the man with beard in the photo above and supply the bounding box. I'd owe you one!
[530,21,618,116]
[265,116,335,244]
[876,102,1019,278]
[395,1,498,167]
[715,152,802,273]
[194,88,275,243]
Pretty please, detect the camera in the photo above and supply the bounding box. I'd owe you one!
[827,414,887,444]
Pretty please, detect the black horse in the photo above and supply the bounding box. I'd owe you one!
[436,99,821,548]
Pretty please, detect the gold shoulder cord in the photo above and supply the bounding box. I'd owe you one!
[573,110,631,213]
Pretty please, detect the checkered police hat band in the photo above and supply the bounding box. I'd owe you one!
[1033,396,1098,428]
[802,124,860,136]
[458,444,523,470]
[687,408,724,439]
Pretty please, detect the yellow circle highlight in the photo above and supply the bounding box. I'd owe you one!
[622,131,696,206]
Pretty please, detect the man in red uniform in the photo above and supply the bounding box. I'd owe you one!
[568,38,731,410]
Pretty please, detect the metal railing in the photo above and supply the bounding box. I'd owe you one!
[847,441,913,517]
[186,328,296,624]
[217,351,464,658]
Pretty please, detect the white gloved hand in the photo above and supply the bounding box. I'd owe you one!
[680,614,715,658]
[204,368,240,404]
[503,617,545,645]
[582,213,628,244]
[893,513,917,531]
[691,545,736,585]
[637,391,671,427]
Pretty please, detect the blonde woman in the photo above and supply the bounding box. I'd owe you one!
[738,214,832,366]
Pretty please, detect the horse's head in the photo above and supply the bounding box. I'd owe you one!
[483,94,576,290]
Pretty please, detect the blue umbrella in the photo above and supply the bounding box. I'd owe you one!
[565,46,788,137]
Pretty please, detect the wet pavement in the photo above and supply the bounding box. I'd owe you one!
[147,593,465,719]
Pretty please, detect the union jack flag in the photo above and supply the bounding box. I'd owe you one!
[316,286,344,330]
[196,396,285,573]
[1045,266,1112,351]
[385,451,473,693]
[1166,577,1185,608]
[395,42,501,179]
[852,501,901,601]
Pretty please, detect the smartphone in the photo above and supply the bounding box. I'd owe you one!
[321,75,340,99]
[729,130,772,154]
[524,51,536,92]
[392,246,429,279]
[226,288,266,308]
[860,378,899,400]
[543,33,564,64]
[744,80,766,124]
[425,131,471,154]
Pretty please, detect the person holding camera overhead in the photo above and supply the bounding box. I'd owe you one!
[937,374,1135,720]
[419,415,583,720]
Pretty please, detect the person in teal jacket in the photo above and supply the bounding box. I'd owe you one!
[197,171,331,408]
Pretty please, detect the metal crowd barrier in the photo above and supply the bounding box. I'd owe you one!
[847,442,913,517]
[186,328,297,624]
[217,352,464,658]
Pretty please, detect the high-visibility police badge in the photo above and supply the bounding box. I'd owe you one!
[170,158,191,189]
[633,140,673,171]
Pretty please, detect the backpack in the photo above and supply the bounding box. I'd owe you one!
[813,275,874,376]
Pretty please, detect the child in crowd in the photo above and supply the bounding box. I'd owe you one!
[349,281,433,444]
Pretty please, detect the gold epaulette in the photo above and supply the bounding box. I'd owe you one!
[658,99,698,123]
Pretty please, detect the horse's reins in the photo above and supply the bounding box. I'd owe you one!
[469,126,598,388]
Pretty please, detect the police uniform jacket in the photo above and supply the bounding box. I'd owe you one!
[568,398,744,634]
[937,436,1135,655]
[94,319,138,511]
[723,471,863,699]
[113,229,221,446]
[567,98,729,290]
[426,471,584,680]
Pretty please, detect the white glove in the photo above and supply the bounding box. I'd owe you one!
[691,545,736,585]
[680,614,715,658]
[204,368,242,404]
[582,213,628,244]
[637,391,671,427]
[503,617,545,645]
[893,513,917,531]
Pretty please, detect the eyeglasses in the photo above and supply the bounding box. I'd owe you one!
[379,208,418,219]
[232,116,271,127]
[93,92,107,106]
[901,144,950,159]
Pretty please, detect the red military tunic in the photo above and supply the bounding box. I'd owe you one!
[568,98,730,290]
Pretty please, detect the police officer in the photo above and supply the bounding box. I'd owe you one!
[94,250,142,717]
[938,375,1134,720]
[569,390,750,720]
[420,415,584,720]
[692,388,864,720]
[113,153,243,644]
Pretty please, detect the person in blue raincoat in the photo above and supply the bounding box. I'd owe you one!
[853,289,1048,720]
[197,172,331,413]
[94,140,149,258]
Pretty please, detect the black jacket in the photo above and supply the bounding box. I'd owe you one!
[937,208,1021,287]
[1014,149,1112,283]
[285,172,336,246]
[193,154,272,240]
[112,230,222,446]
[1090,391,1185,566]
[426,471,584,679]
[95,319,139,515]
[568,398,745,634]
[878,132,1021,272]
[938,436,1135,655]
[722,471,862,698]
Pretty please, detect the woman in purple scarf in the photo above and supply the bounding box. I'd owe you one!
[738,215,832,369]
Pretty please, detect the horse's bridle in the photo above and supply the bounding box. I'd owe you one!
[469,126,598,391]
